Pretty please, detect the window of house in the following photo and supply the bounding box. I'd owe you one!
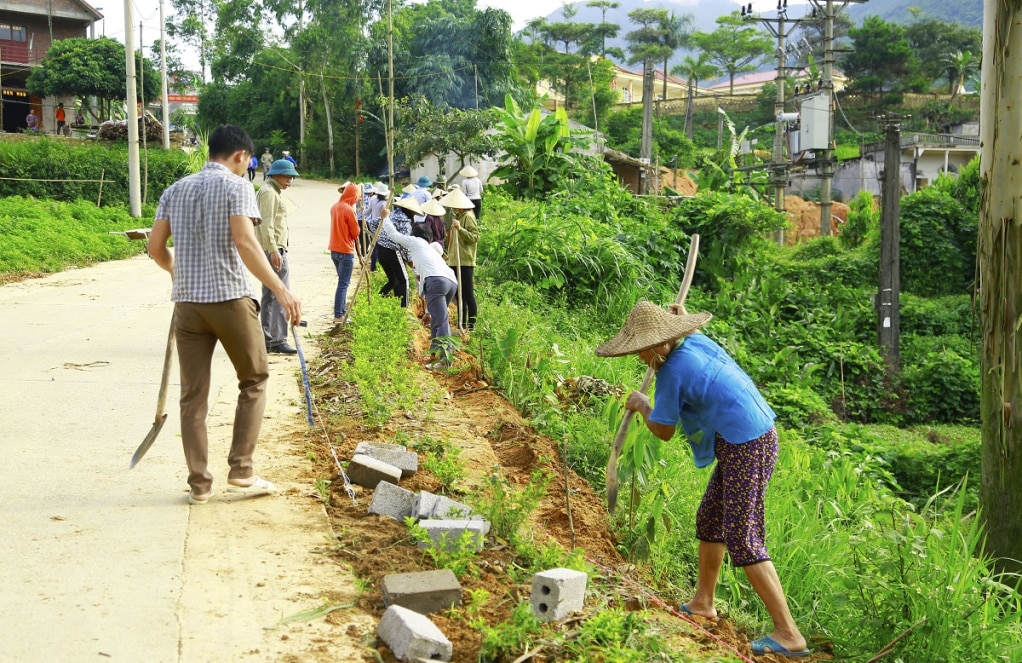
[1,24,28,41]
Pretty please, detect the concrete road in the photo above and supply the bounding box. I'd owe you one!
[0,176,371,661]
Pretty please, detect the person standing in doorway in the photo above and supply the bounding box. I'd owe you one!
[146,124,302,506]
[256,159,301,354]
[55,103,67,135]
[330,182,362,323]
[459,165,483,220]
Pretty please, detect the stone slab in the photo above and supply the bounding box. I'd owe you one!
[368,481,417,521]
[347,453,401,489]
[377,605,453,662]
[381,569,462,615]
[355,441,419,478]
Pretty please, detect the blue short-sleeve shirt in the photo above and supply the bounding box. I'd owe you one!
[649,333,776,467]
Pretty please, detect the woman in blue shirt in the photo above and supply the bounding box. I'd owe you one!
[597,301,808,658]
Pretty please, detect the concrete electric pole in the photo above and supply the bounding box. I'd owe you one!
[123,0,142,217]
[877,113,903,369]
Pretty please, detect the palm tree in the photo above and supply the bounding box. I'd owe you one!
[672,53,719,139]
[660,12,693,101]
[945,49,979,101]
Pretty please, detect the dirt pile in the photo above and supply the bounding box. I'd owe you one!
[784,195,850,245]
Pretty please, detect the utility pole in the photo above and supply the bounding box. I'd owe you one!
[743,1,808,247]
[386,0,395,192]
[123,0,142,217]
[639,59,653,195]
[159,0,170,148]
[877,113,903,369]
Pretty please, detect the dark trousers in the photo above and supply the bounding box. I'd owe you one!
[453,265,476,330]
[377,246,408,307]
[423,276,458,348]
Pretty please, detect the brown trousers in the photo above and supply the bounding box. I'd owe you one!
[174,298,269,495]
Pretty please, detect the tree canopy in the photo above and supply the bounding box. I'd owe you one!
[692,12,772,95]
[26,37,159,119]
[842,16,926,97]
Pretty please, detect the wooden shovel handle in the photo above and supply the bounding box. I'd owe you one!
[607,234,700,513]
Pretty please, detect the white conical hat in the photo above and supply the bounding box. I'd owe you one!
[421,199,446,216]
[393,196,423,216]
[459,165,478,178]
[438,187,474,210]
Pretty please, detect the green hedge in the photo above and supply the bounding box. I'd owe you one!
[0,137,192,208]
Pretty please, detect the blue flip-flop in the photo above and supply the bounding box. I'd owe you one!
[750,635,810,658]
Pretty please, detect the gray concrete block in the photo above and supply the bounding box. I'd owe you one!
[412,491,440,520]
[368,481,417,521]
[417,519,489,552]
[381,569,462,614]
[355,441,419,478]
[531,568,588,622]
[347,454,402,489]
[377,604,453,662]
[430,495,474,519]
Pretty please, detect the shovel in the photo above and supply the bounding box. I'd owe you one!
[130,312,175,468]
[606,234,700,513]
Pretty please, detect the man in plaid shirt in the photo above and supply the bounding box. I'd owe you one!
[147,125,302,506]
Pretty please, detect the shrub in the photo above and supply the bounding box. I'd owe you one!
[0,137,192,207]
[899,186,974,297]
[901,346,980,424]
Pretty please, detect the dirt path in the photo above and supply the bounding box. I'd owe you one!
[0,176,371,661]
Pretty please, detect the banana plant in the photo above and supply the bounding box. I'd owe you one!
[491,94,590,198]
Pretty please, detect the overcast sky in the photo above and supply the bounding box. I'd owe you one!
[95,0,769,68]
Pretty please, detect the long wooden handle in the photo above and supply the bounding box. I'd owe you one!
[154,311,175,423]
[607,234,700,513]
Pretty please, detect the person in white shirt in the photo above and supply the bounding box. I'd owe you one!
[379,210,458,367]
[459,165,483,220]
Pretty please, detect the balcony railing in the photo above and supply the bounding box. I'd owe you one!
[0,41,31,64]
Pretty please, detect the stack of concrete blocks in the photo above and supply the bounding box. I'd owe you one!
[531,568,588,622]
[377,566,463,660]
[348,442,419,490]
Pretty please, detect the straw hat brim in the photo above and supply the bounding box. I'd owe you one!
[421,200,446,216]
[459,165,478,178]
[438,188,474,210]
[595,301,712,357]
[394,197,423,215]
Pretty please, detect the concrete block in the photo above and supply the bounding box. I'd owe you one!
[377,604,453,662]
[356,441,419,478]
[531,568,588,622]
[430,495,474,519]
[412,491,440,520]
[347,454,401,489]
[381,569,462,614]
[417,519,489,552]
[368,481,417,521]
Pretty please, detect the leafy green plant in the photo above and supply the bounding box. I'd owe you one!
[471,468,551,546]
[313,478,330,502]
[421,446,466,494]
[477,602,544,663]
[490,93,591,198]
[406,519,480,580]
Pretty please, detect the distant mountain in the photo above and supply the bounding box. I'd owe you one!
[539,0,982,75]
[846,0,982,29]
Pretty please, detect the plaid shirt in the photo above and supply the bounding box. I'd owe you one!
[155,162,262,303]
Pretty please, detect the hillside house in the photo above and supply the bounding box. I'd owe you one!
[0,0,102,133]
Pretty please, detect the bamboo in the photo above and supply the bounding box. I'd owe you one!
[97,169,105,207]
[453,224,463,332]
[606,234,700,514]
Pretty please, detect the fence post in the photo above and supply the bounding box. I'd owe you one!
[97,169,105,207]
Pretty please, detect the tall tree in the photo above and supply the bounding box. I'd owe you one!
[692,12,771,95]
[586,0,621,59]
[905,18,982,88]
[660,12,693,101]
[843,16,926,97]
[167,0,220,84]
[672,53,719,139]
[626,7,671,193]
[978,0,1022,575]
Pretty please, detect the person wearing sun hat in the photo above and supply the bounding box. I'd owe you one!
[458,165,483,219]
[255,158,302,354]
[421,198,446,247]
[597,301,808,659]
[438,187,479,330]
[371,195,419,307]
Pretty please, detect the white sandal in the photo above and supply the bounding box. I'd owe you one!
[226,477,276,495]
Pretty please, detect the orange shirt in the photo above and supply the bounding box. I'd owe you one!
[329,184,360,254]
[55,108,66,122]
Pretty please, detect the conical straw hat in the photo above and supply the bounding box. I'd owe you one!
[459,165,478,178]
[438,187,474,210]
[402,183,417,194]
[393,196,423,216]
[421,199,446,216]
[595,301,711,357]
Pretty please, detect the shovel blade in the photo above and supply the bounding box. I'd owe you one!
[130,414,168,468]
